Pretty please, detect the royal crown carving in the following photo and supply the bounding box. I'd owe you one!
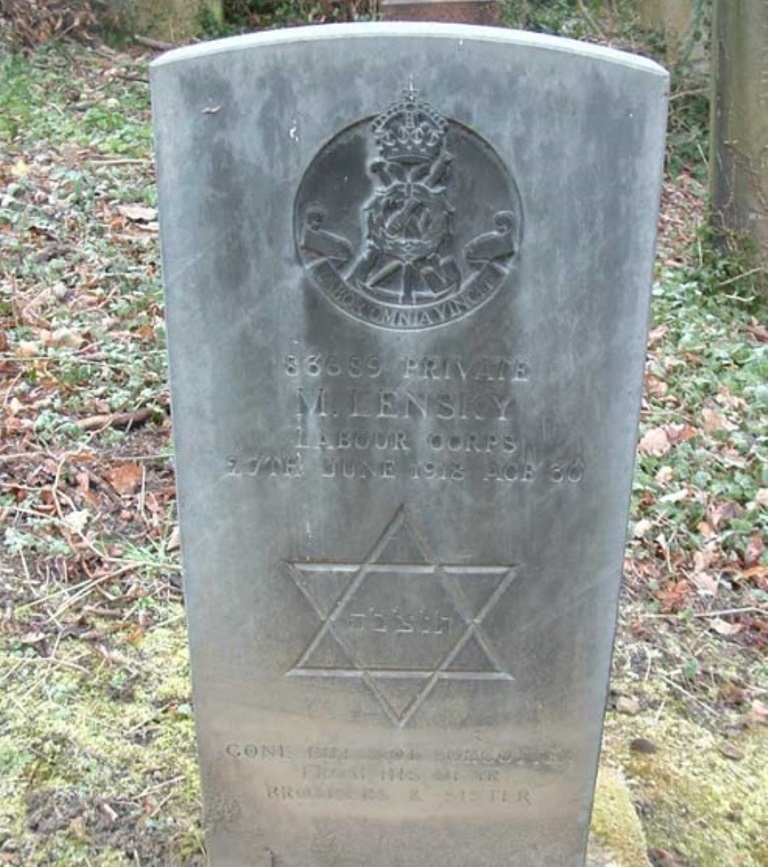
[372,86,448,165]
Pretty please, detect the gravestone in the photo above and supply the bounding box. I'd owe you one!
[151,23,668,866]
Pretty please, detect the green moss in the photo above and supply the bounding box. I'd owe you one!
[601,708,768,866]
[591,767,651,867]
[0,607,202,863]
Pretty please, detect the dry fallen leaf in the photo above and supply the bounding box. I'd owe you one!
[657,579,692,612]
[746,323,768,343]
[15,340,39,358]
[693,545,718,573]
[7,397,24,416]
[718,741,744,761]
[51,327,84,349]
[744,533,765,568]
[105,463,143,496]
[638,427,670,456]
[167,525,181,552]
[692,572,719,596]
[62,509,89,534]
[665,424,697,444]
[126,626,146,646]
[118,203,157,223]
[755,489,768,509]
[616,696,642,715]
[710,617,743,636]
[659,488,689,504]
[645,373,668,398]
[709,501,742,530]
[716,386,746,411]
[11,159,30,178]
[702,407,734,434]
[743,700,768,726]
[633,518,652,539]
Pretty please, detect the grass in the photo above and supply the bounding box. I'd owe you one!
[1,12,767,865]
[0,44,198,863]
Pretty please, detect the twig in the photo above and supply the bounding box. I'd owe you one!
[97,452,173,463]
[576,0,606,39]
[0,659,26,688]
[717,266,766,289]
[52,573,134,618]
[134,35,178,51]
[123,704,173,737]
[138,464,148,524]
[82,605,125,619]
[115,74,150,84]
[148,791,176,819]
[658,673,717,717]
[15,563,142,615]
[135,775,185,800]
[77,408,154,432]
[150,611,186,631]
[746,324,768,343]
[90,158,150,166]
[100,801,119,824]
[33,655,89,674]
[51,453,70,524]
[693,606,767,619]
[669,88,708,102]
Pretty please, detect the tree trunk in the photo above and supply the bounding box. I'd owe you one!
[710,0,768,259]
[640,0,697,64]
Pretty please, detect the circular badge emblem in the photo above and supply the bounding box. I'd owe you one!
[295,87,522,331]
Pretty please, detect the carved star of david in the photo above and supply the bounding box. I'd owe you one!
[285,506,517,727]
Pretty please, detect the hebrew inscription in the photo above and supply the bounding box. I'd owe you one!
[295,86,522,330]
[285,506,517,726]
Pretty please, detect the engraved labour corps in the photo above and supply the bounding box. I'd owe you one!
[226,349,587,486]
[295,86,522,329]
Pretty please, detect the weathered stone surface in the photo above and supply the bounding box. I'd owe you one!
[151,23,667,866]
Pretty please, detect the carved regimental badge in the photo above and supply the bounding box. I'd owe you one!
[295,86,522,330]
